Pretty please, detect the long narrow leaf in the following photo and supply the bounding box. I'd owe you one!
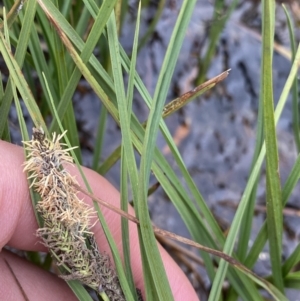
[0,0,38,136]
[136,1,197,300]
[261,0,284,292]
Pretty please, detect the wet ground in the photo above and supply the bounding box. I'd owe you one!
[9,0,300,299]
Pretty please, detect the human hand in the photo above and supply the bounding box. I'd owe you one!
[0,140,199,301]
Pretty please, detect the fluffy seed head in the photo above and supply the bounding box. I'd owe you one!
[23,128,126,300]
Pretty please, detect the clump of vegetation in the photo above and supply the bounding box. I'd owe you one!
[1,0,299,300]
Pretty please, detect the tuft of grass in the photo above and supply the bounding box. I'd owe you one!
[0,0,300,300]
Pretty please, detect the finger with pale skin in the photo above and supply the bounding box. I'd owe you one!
[0,249,78,301]
[0,140,199,300]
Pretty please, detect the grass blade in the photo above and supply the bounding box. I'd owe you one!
[261,0,284,292]
[245,42,300,270]
[282,4,300,152]
[0,30,46,130]
[136,1,197,300]
[0,0,38,136]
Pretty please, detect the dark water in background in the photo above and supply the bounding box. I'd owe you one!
[9,1,300,299]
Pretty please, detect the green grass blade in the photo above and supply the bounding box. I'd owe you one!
[0,31,46,130]
[245,43,300,270]
[137,0,165,52]
[0,13,10,142]
[261,0,284,292]
[81,0,97,19]
[245,129,300,271]
[0,0,38,136]
[136,1,196,300]
[92,104,107,170]
[64,281,94,301]
[237,268,288,301]
[126,2,140,111]
[120,4,142,299]
[74,4,90,37]
[282,154,300,207]
[98,144,122,174]
[51,0,81,162]
[196,0,239,84]
[106,10,141,300]
[106,7,139,298]
[283,4,300,151]
[284,271,300,289]
[120,148,138,300]
[107,11,139,198]
[236,26,266,263]
[282,243,300,277]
